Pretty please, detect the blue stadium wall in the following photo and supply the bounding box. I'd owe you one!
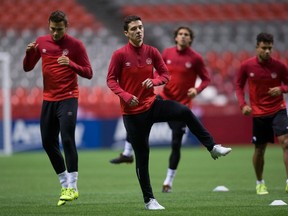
[4,118,201,152]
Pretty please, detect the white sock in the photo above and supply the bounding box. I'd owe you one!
[286,179,288,184]
[256,180,264,185]
[123,141,133,157]
[68,171,78,191]
[58,170,68,188]
[163,168,176,186]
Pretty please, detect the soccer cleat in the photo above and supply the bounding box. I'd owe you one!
[162,185,172,193]
[109,153,134,164]
[210,144,232,160]
[256,183,269,195]
[57,188,67,206]
[145,199,165,210]
[285,183,288,193]
[60,188,79,201]
[57,199,66,206]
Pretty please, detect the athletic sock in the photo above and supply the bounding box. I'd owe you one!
[68,171,78,191]
[256,180,265,185]
[123,141,133,157]
[163,168,176,186]
[58,170,68,188]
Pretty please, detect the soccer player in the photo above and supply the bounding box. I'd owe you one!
[107,15,232,210]
[23,10,93,206]
[235,32,288,195]
[110,26,214,193]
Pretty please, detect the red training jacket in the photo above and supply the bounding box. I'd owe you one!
[235,56,288,116]
[159,46,210,108]
[23,34,93,101]
[107,42,170,115]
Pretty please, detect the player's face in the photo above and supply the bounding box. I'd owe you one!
[124,20,144,47]
[256,42,273,62]
[175,29,192,49]
[49,21,67,41]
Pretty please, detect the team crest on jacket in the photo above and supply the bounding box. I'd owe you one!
[146,58,152,65]
[249,72,255,77]
[166,59,172,64]
[185,62,192,68]
[271,72,277,79]
[62,49,69,56]
[125,62,131,67]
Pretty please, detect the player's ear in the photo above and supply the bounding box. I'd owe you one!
[124,31,128,37]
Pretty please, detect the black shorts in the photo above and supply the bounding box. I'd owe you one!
[252,109,288,144]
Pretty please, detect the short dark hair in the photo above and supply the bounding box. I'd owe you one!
[174,26,194,46]
[49,10,68,27]
[123,15,141,31]
[256,32,273,45]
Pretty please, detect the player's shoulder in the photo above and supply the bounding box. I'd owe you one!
[270,57,288,71]
[163,46,175,52]
[36,34,50,41]
[241,56,256,66]
[189,48,202,58]
[111,45,129,60]
[113,44,127,54]
[271,57,285,65]
[142,44,162,56]
[143,43,159,51]
[161,46,176,56]
[65,34,83,44]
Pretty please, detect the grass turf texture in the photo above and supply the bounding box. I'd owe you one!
[0,145,287,216]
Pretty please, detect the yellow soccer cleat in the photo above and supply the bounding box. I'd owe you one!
[57,188,67,206]
[60,188,79,201]
[57,199,66,206]
[256,183,269,195]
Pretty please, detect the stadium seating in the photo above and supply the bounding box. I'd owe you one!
[121,2,288,22]
[119,1,288,107]
[1,0,288,119]
[0,0,102,31]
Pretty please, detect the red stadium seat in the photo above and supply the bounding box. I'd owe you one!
[0,0,101,31]
[121,2,288,22]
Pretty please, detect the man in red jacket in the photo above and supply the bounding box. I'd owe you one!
[235,32,288,195]
[110,26,215,193]
[107,15,231,210]
[23,10,93,206]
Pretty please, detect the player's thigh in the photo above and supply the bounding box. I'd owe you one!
[272,109,288,137]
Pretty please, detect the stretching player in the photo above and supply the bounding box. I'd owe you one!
[107,15,232,210]
[110,26,214,193]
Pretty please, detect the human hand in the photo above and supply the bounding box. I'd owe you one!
[142,78,153,89]
[268,87,281,97]
[129,96,139,107]
[26,42,38,52]
[187,88,198,98]
[57,55,70,66]
[242,105,252,116]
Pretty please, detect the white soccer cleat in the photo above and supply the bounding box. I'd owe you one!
[145,199,165,210]
[210,144,232,160]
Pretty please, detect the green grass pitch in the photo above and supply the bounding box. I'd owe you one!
[0,145,287,216]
